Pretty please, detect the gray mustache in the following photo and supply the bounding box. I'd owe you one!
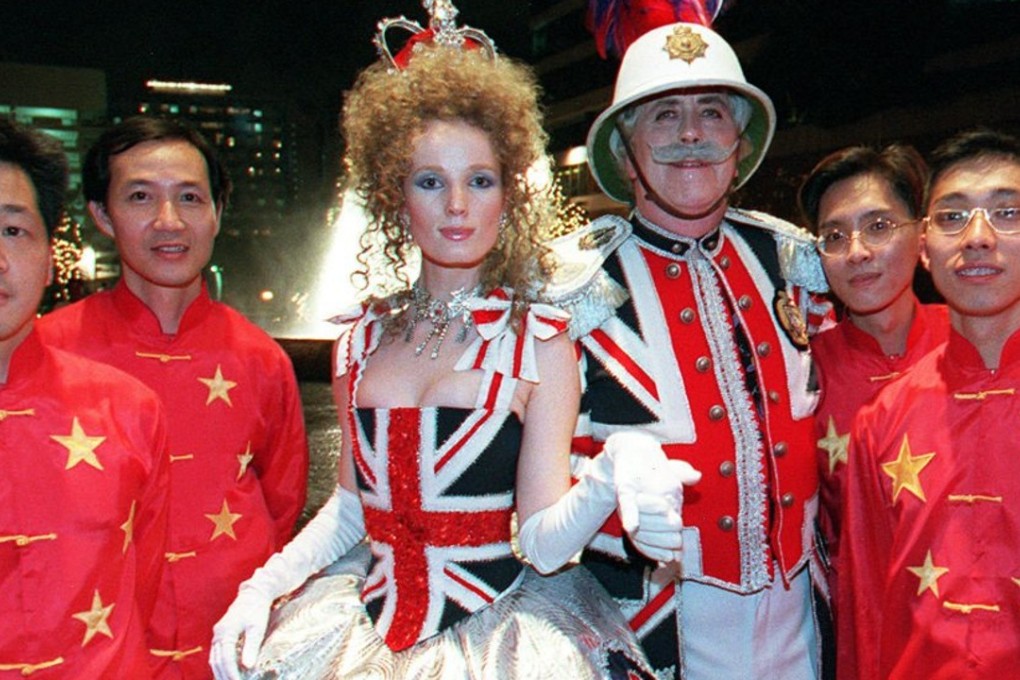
[650,140,740,164]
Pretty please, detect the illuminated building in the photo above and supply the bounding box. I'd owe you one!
[112,78,327,326]
[0,62,114,280]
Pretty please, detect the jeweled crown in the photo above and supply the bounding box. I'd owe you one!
[373,0,497,69]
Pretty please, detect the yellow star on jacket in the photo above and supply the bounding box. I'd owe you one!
[817,416,850,475]
[198,364,237,406]
[236,441,254,481]
[35,282,309,679]
[120,500,137,553]
[907,549,950,597]
[882,434,935,503]
[205,500,242,541]
[72,590,115,646]
[51,417,106,471]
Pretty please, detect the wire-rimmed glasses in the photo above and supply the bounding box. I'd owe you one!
[924,206,1020,236]
[816,218,918,257]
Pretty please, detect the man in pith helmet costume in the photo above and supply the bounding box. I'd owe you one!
[561,4,833,678]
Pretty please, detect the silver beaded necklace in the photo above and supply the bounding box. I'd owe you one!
[404,283,480,359]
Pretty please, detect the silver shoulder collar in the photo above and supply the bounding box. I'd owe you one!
[544,215,631,339]
[726,208,829,294]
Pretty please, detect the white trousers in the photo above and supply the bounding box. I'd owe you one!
[676,567,820,680]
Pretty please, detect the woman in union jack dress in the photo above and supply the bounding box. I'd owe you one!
[208,3,662,679]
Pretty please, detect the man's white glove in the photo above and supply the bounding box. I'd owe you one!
[516,431,699,574]
[604,431,701,564]
[209,485,365,680]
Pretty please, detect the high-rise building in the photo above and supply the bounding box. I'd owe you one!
[110,78,331,327]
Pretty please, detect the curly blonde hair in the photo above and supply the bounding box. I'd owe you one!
[342,44,558,330]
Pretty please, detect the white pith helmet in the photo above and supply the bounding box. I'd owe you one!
[586,22,777,204]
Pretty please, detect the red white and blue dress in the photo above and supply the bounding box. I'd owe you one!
[247,288,654,679]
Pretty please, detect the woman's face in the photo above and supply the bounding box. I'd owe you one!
[402,119,505,272]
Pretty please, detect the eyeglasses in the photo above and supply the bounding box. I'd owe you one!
[816,218,918,257]
[925,206,1020,236]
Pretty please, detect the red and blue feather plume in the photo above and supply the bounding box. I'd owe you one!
[587,0,727,59]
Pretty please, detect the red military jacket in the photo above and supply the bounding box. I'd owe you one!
[0,330,170,677]
[564,211,831,671]
[811,302,948,573]
[839,329,1020,680]
[37,282,308,679]
[573,211,828,590]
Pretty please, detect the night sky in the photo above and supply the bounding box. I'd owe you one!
[7,0,1019,328]
[6,1,1019,134]
[3,1,532,115]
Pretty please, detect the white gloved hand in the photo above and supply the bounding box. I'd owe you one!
[209,485,365,680]
[517,451,619,575]
[516,432,700,573]
[604,431,701,563]
[209,583,275,680]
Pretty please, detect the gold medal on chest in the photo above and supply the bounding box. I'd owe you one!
[773,290,809,349]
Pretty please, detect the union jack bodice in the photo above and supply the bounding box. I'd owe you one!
[335,288,570,651]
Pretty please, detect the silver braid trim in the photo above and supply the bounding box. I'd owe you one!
[688,249,771,590]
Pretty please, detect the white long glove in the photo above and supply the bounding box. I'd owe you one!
[607,431,701,564]
[517,448,618,574]
[517,431,700,574]
[209,485,365,680]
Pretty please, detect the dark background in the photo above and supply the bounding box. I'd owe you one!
[2,2,532,121]
[7,0,1019,317]
[6,1,1018,147]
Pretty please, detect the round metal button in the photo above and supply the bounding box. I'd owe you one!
[768,390,781,404]
[718,515,735,531]
[756,342,771,357]
[718,461,735,477]
[680,308,696,324]
[773,441,788,457]
[737,295,752,310]
[665,263,681,279]
[695,356,711,373]
[708,405,726,421]
[719,256,731,270]
[671,243,684,255]
[780,493,795,508]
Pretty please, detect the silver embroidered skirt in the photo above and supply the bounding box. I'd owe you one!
[245,544,653,679]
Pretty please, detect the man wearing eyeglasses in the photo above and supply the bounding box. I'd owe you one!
[797,144,948,612]
[837,129,1020,679]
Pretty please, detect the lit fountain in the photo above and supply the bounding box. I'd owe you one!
[274,190,419,381]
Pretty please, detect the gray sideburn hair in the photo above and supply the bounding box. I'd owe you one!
[608,92,752,182]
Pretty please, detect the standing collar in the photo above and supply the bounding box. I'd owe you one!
[3,327,46,391]
[631,210,722,259]
[841,299,932,359]
[111,279,215,337]
[943,325,1020,388]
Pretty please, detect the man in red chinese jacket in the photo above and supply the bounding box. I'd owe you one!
[1,117,170,677]
[838,129,1020,679]
[37,117,308,679]
[798,145,948,602]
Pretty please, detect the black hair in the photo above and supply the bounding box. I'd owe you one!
[799,144,928,232]
[0,117,69,236]
[83,116,231,207]
[928,128,1020,196]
